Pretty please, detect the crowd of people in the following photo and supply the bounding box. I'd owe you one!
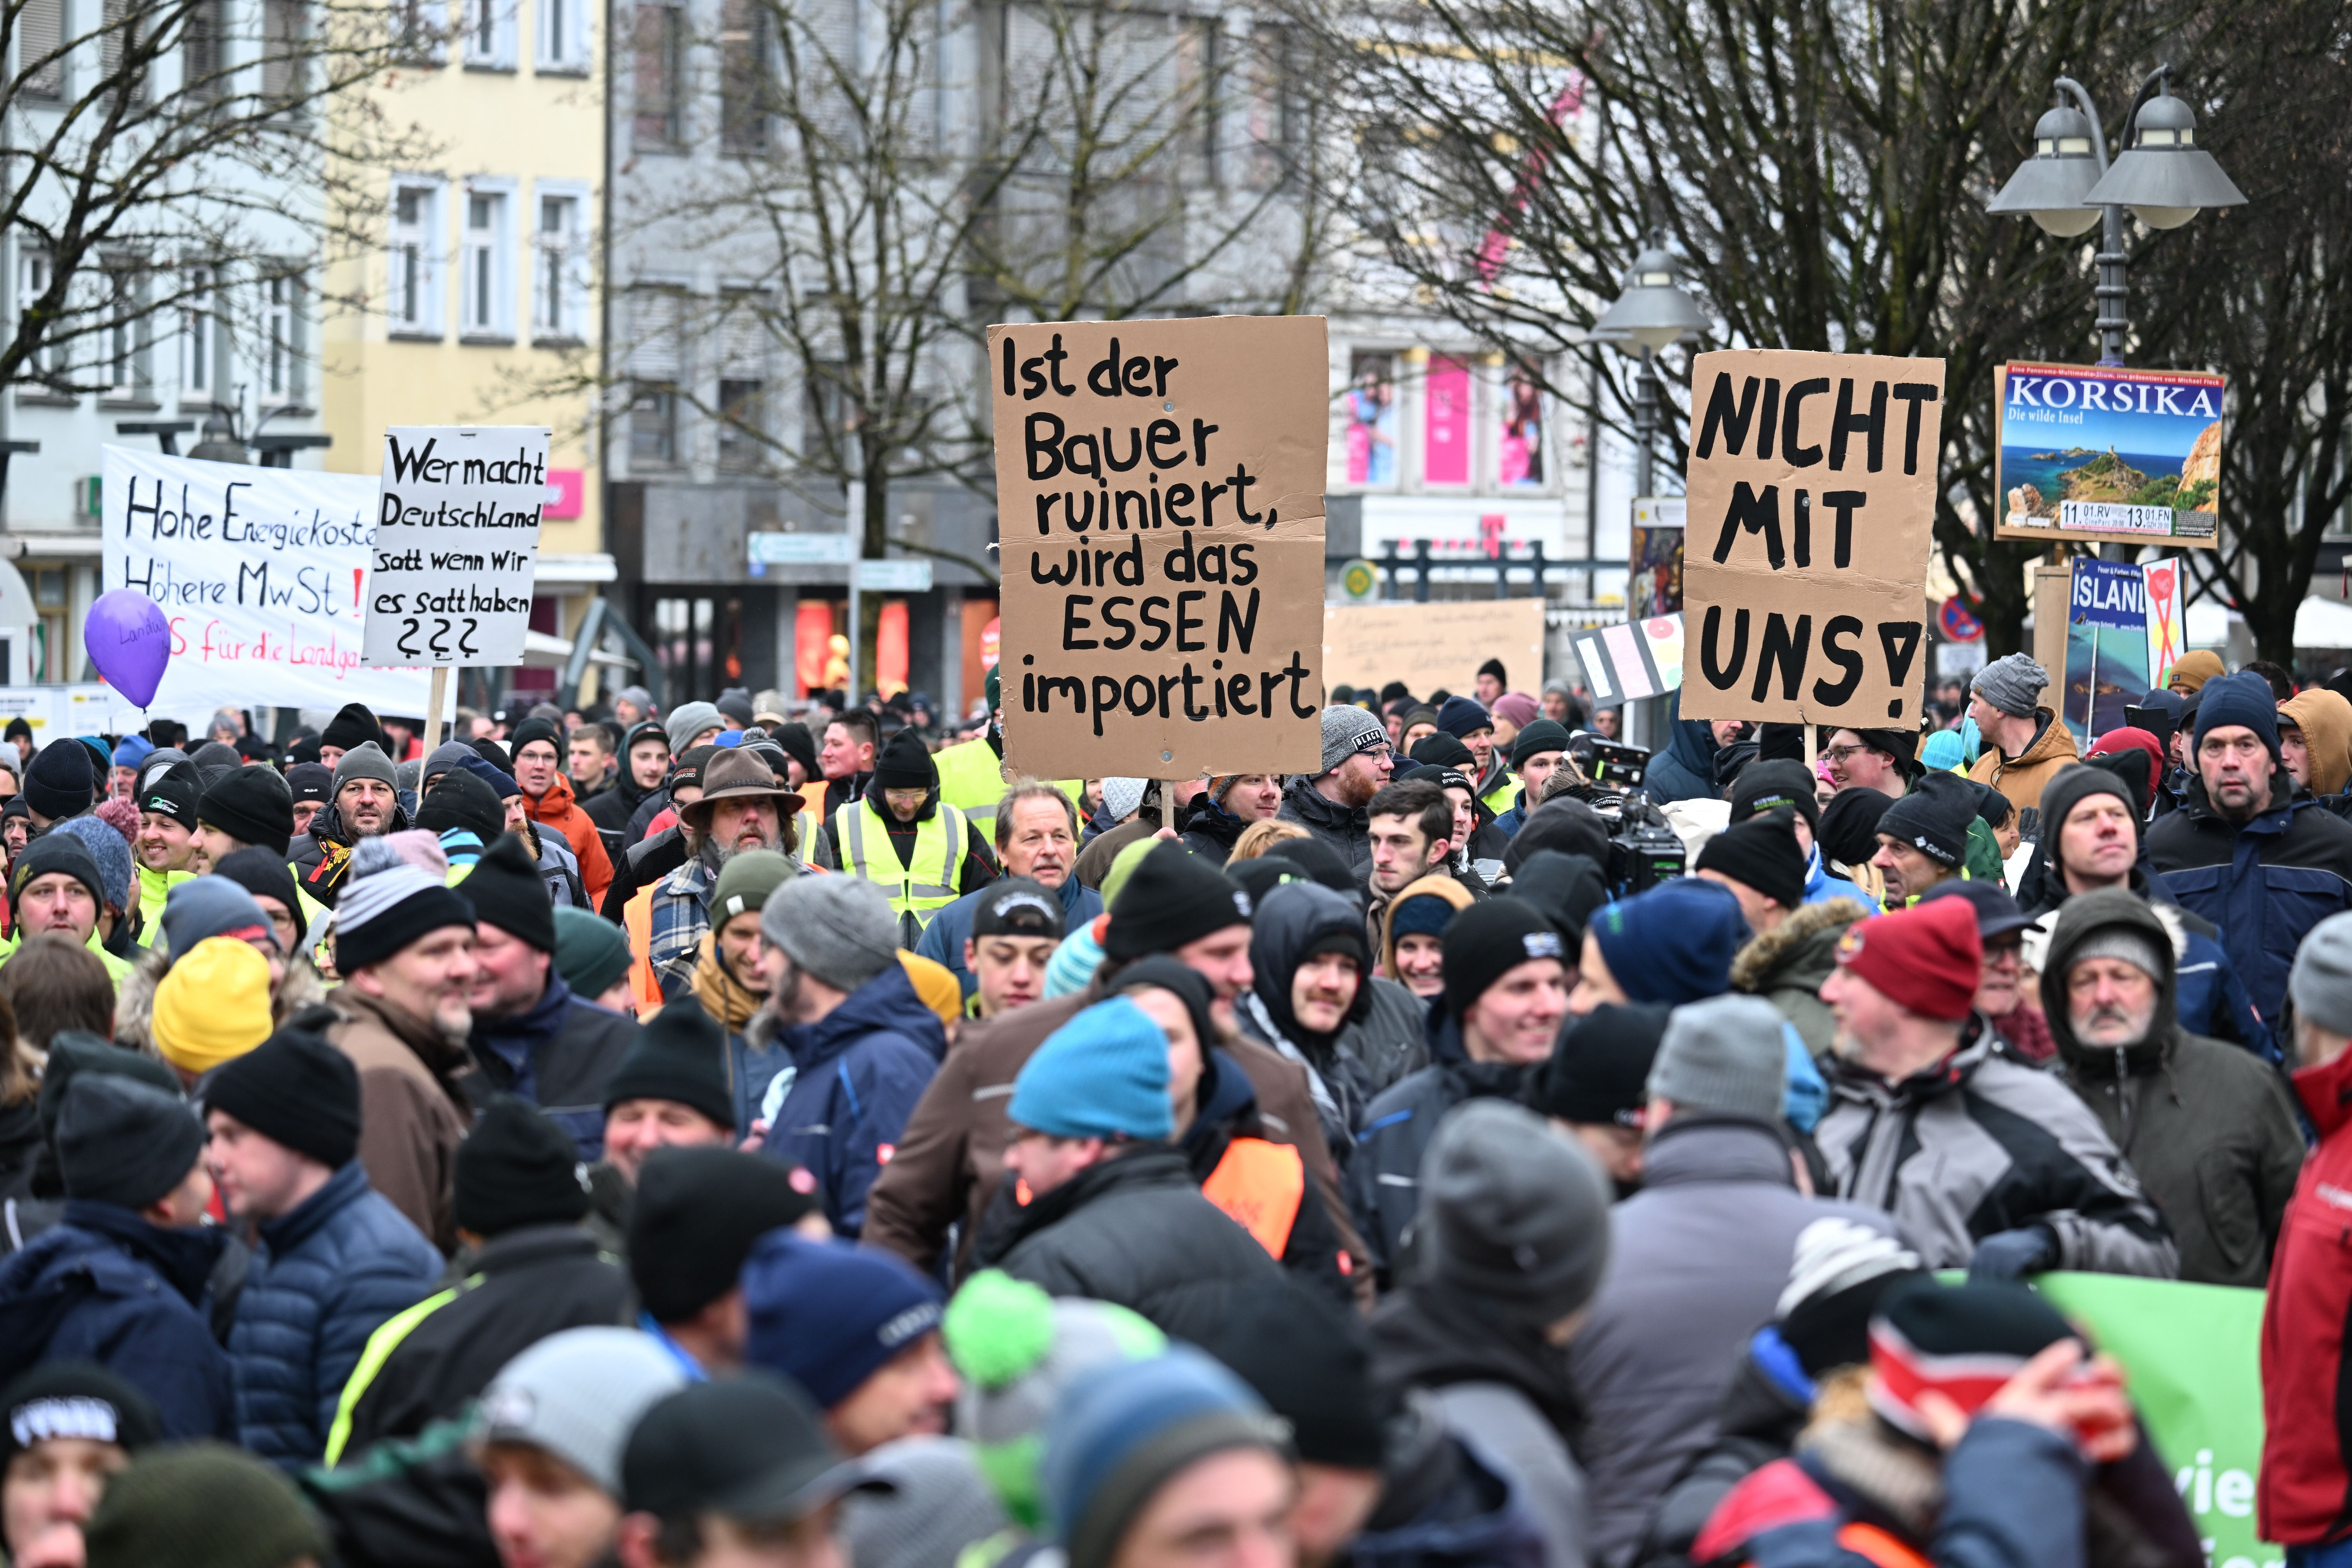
[0,644,2345,1568]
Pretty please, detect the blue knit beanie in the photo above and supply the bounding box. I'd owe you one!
[743,1232,945,1410]
[2192,670,2281,761]
[1919,730,1965,773]
[1008,996,1171,1141]
[1435,695,1494,741]
[1044,920,1105,1000]
[1042,1348,1285,1568]
[55,815,132,913]
[110,734,154,771]
[1590,878,1746,1006]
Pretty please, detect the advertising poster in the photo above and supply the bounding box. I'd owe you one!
[1343,351,1398,486]
[1996,362,2223,548]
[1423,354,1471,485]
[1628,497,1686,619]
[1498,359,1546,487]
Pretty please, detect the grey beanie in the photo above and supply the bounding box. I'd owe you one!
[475,1328,688,1496]
[1100,778,1147,822]
[58,1074,203,1212]
[1419,1100,1612,1327]
[1971,653,2050,720]
[2293,911,2352,1037]
[331,740,398,796]
[1648,994,1788,1126]
[1319,704,1389,775]
[666,701,725,755]
[760,874,900,992]
[841,1438,1012,1568]
[423,740,477,784]
[2069,926,2167,984]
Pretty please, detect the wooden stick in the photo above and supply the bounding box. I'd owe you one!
[421,665,449,757]
[1161,780,1175,835]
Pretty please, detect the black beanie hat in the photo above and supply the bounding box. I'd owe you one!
[198,766,294,856]
[57,1074,203,1211]
[320,702,384,755]
[417,767,506,843]
[1523,1001,1669,1127]
[1508,719,1573,769]
[623,719,670,759]
[1442,899,1568,1021]
[1259,837,1356,897]
[11,830,104,909]
[464,832,556,953]
[470,737,514,773]
[669,745,718,795]
[203,1026,361,1169]
[1695,809,1809,910]
[508,716,562,757]
[603,995,733,1129]
[1408,731,1475,770]
[1191,1276,1387,1469]
[138,771,201,835]
[628,1146,822,1323]
[1874,771,1975,870]
[1728,759,1824,834]
[1817,786,1896,867]
[285,762,333,804]
[38,1035,181,1147]
[874,730,935,790]
[0,1363,164,1466]
[771,722,818,783]
[1102,842,1253,961]
[213,848,303,927]
[24,738,94,821]
[452,1095,590,1237]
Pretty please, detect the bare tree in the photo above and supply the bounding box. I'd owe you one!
[0,0,438,398]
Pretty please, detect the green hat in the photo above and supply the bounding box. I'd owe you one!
[84,1443,328,1568]
[553,906,632,1002]
[711,849,796,926]
[986,664,1002,712]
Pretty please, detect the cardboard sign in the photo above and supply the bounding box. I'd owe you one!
[1570,613,1685,704]
[990,317,1327,779]
[362,426,550,669]
[1995,363,2222,549]
[101,445,439,714]
[1323,599,1544,701]
[1680,349,1946,725]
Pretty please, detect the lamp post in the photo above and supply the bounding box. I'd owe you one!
[1591,235,1708,494]
[1987,67,2245,367]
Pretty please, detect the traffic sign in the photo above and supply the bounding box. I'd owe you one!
[1938,597,1984,643]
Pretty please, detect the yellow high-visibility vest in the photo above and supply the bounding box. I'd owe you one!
[833,797,971,941]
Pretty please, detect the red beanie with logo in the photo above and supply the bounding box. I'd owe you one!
[1834,897,1982,1021]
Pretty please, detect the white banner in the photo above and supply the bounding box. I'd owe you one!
[363,426,548,669]
[100,445,441,716]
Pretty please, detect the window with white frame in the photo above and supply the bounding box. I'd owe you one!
[627,285,683,467]
[465,0,515,67]
[16,250,54,380]
[102,266,151,400]
[20,0,64,98]
[266,273,306,402]
[537,0,591,73]
[460,185,512,338]
[181,265,214,396]
[533,189,588,341]
[388,179,443,334]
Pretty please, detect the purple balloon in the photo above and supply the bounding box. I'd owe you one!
[83,588,171,709]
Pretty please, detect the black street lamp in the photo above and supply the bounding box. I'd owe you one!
[1590,235,1706,495]
[1987,67,2245,366]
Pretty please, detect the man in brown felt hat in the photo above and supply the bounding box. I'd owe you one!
[647,749,808,1001]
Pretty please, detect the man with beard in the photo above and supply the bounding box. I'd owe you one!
[647,750,807,1001]
[916,781,1100,998]
[291,742,408,910]
[819,731,995,947]
[321,863,480,1250]
[509,716,615,907]
[1278,706,1395,874]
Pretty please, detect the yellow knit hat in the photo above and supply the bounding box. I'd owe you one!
[153,936,275,1074]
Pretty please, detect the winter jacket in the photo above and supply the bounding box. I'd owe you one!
[915,875,1105,999]
[332,1225,630,1459]
[1344,1393,1551,1568]
[0,1200,234,1441]
[0,1094,36,1204]
[2041,889,2303,1289]
[1180,1047,1357,1308]
[980,1144,1283,1345]
[1279,778,1374,873]
[228,1161,441,1467]
[1628,1330,1812,1568]
[301,1413,501,1568]
[1349,977,1434,1100]
[524,821,586,910]
[324,989,477,1254]
[2146,766,2352,1024]
[1178,797,1250,861]
[1966,708,2080,814]
[757,961,947,1238]
[1641,698,1717,807]
[862,988,1366,1284]
[1813,1016,2177,1278]
[523,773,614,906]
[1729,899,1871,1059]
[1570,1118,1899,1566]
[1350,1008,1531,1287]
[291,801,414,911]
[688,931,785,1136]
[2261,1042,2352,1545]
[1800,847,1876,911]
[1370,1279,1591,1568]
[468,974,641,1162]
[600,823,688,922]
[1241,882,1383,1159]
[583,771,652,862]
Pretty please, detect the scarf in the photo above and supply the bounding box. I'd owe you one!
[690,930,764,1030]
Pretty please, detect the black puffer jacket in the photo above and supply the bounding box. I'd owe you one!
[290,800,414,910]
[978,1145,1281,1345]
[1278,779,1371,873]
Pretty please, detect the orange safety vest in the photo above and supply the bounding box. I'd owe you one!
[1200,1137,1305,1260]
[623,884,661,1014]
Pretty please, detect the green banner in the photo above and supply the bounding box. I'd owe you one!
[2034,1271,2278,1568]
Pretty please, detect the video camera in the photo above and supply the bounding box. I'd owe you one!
[1564,733,1651,792]
[1547,735,1686,897]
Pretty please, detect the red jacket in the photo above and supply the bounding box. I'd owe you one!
[2261,1045,2352,1544]
[525,772,614,906]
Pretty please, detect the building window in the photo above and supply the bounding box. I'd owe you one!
[466,0,515,66]
[16,250,55,380]
[632,390,678,465]
[265,273,306,401]
[627,286,683,467]
[261,0,307,108]
[632,3,682,149]
[29,568,68,683]
[20,0,64,98]
[388,180,443,335]
[534,191,586,341]
[461,187,511,338]
[394,0,445,64]
[181,264,218,396]
[719,0,769,155]
[538,0,590,73]
[1247,24,1297,187]
[100,0,149,104]
[102,268,152,400]
[183,0,223,103]
[717,290,770,472]
[1177,18,1220,187]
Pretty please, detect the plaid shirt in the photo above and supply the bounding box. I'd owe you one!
[648,857,719,1000]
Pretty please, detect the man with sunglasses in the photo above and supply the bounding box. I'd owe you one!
[1277,706,1395,875]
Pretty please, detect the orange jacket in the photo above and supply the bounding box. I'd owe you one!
[526,771,614,906]
[623,882,661,1014]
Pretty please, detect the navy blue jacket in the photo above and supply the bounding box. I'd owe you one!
[0,1200,234,1441]
[1641,695,1718,806]
[759,962,947,1238]
[229,1161,441,1467]
[915,876,1103,998]
[471,974,642,1161]
[2145,769,2352,1024]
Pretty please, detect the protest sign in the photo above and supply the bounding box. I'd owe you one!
[1680,349,1946,726]
[362,426,549,668]
[1569,614,1685,706]
[2033,1272,2274,1568]
[990,317,1326,779]
[101,445,438,717]
[1996,363,2223,548]
[1323,599,1544,701]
